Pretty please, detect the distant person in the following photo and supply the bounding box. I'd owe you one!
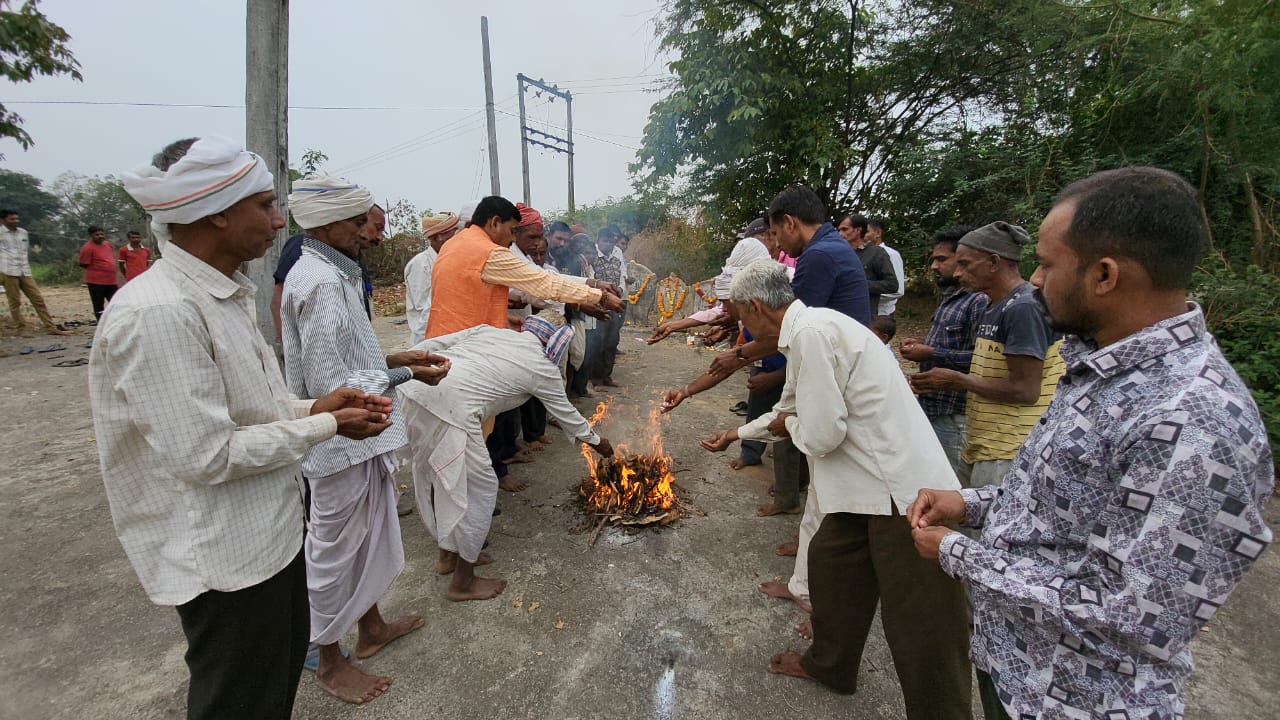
[587,225,628,389]
[106,135,394,720]
[870,314,896,350]
[908,166,1274,720]
[404,211,460,345]
[117,230,152,284]
[866,219,904,315]
[78,226,118,321]
[838,213,897,314]
[545,220,576,273]
[0,209,67,335]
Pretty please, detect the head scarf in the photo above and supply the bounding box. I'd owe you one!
[287,176,375,230]
[458,200,479,227]
[715,235,772,296]
[421,211,460,238]
[515,202,543,231]
[120,135,274,249]
[959,221,1031,261]
[522,310,573,366]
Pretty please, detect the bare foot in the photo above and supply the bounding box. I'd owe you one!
[436,551,493,575]
[505,449,535,464]
[356,615,425,659]
[768,650,812,679]
[758,580,812,613]
[795,618,813,640]
[775,540,798,557]
[757,502,802,517]
[535,434,553,446]
[316,653,392,705]
[730,458,760,471]
[524,440,547,452]
[499,475,528,492]
[447,575,508,601]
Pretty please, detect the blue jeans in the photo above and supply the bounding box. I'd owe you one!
[929,413,966,481]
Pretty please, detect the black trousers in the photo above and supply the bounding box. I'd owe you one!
[739,368,782,466]
[801,510,972,720]
[175,550,309,720]
[520,398,548,442]
[485,409,520,479]
[87,283,117,320]
[977,670,1013,720]
[592,311,623,380]
[770,437,808,509]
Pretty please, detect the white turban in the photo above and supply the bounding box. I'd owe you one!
[287,176,375,230]
[458,200,479,227]
[714,235,772,297]
[121,135,275,249]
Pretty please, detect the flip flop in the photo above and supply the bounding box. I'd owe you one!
[729,401,748,412]
[37,344,66,353]
[19,347,35,355]
[53,358,89,367]
[82,341,93,349]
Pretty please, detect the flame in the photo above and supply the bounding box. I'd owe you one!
[580,398,678,519]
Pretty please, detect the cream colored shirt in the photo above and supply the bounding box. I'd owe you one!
[89,243,336,606]
[0,226,32,276]
[482,244,603,307]
[738,301,959,515]
[404,245,436,345]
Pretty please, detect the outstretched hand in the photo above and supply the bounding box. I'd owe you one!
[905,488,966,529]
[592,437,615,458]
[331,408,393,439]
[312,387,394,416]
[600,291,625,313]
[410,360,451,385]
[699,428,738,453]
[647,324,674,345]
[387,350,449,369]
[707,349,746,377]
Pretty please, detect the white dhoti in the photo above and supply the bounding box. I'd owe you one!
[306,452,404,645]
[405,401,497,564]
[786,490,824,603]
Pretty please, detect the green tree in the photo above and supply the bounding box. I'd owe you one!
[0,0,82,154]
[33,173,147,282]
[0,167,60,226]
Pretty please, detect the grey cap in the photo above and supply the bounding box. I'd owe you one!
[744,217,767,237]
[958,221,1031,261]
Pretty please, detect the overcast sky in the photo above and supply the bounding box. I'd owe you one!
[1,0,672,218]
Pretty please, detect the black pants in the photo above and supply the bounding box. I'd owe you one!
[801,510,972,720]
[977,670,1013,720]
[520,398,547,442]
[592,311,623,380]
[87,283,117,320]
[770,437,808,509]
[571,327,603,395]
[485,409,520,479]
[175,551,309,720]
[740,369,783,465]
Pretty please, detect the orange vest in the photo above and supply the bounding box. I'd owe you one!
[426,225,509,338]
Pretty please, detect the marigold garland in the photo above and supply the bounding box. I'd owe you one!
[628,273,654,304]
[656,274,687,323]
[693,281,716,305]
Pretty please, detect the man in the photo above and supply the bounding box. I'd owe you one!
[838,213,897,313]
[102,136,395,719]
[0,209,66,335]
[272,203,385,338]
[404,210,460,345]
[899,225,987,475]
[910,221,1064,488]
[117,230,152,284]
[545,219,576,273]
[866,218,904,315]
[78,226,118,321]
[908,166,1274,720]
[426,195,621,340]
[281,176,449,705]
[701,260,970,720]
[401,311,614,601]
[586,225,628,389]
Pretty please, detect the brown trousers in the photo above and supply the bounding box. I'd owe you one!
[801,509,973,720]
[3,274,57,329]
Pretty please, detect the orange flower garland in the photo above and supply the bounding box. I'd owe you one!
[628,273,654,304]
[656,274,687,322]
[692,281,716,305]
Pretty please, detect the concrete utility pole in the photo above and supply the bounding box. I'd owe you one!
[515,74,574,212]
[481,17,501,196]
[245,0,289,348]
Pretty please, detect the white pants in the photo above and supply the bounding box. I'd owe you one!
[306,453,404,645]
[786,489,824,603]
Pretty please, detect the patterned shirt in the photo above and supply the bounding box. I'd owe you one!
[89,243,335,606]
[281,239,407,477]
[917,285,989,419]
[0,226,33,276]
[938,306,1274,719]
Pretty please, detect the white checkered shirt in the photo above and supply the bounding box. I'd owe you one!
[89,243,337,606]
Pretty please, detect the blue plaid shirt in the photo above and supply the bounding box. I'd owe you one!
[917,286,988,419]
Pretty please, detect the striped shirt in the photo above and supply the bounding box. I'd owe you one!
[963,282,1064,463]
[89,243,336,606]
[917,286,989,419]
[281,238,406,477]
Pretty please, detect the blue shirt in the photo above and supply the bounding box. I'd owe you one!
[742,328,786,372]
[791,223,871,326]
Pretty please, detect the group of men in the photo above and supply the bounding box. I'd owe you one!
[653,174,1270,720]
[88,135,629,716]
[0,211,152,334]
[79,130,1271,720]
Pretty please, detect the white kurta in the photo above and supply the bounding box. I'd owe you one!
[404,246,436,346]
[306,453,403,644]
[399,326,600,562]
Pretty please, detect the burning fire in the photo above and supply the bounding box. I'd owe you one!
[579,400,680,524]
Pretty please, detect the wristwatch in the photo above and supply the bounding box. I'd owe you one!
[735,346,747,362]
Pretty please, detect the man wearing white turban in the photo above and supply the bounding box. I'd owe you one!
[96,136,396,720]
[400,310,615,601]
[403,210,460,346]
[280,176,451,705]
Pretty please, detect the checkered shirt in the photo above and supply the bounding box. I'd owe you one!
[917,285,988,419]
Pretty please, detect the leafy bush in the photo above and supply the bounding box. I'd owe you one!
[362,232,421,287]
